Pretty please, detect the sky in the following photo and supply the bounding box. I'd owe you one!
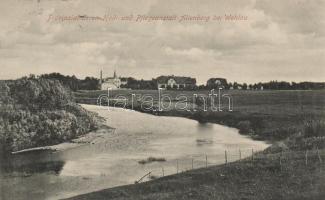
[0,0,324,84]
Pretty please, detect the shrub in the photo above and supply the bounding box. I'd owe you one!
[0,77,102,154]
[237,120,253,134]
[8,77,74,111]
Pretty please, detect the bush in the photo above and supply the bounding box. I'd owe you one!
[237,120,253,134]
[8,77,74,111]
[0,77,102,154]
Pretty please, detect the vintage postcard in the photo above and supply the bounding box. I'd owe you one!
[0,0,324,199]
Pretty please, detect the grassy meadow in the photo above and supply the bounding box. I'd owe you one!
[75,89,325,116]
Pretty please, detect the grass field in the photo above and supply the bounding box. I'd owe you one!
[75,89,325,115]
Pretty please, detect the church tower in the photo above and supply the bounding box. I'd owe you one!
[113,70,117,78]
[99,70,103,89]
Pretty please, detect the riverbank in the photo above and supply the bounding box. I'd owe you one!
[11,125,114,155]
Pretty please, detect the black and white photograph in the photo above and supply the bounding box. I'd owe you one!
[0,0,325,199]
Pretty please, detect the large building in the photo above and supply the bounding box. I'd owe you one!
[100,70,122,90]
[156,75,196,90]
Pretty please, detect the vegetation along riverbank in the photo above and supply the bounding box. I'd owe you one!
[0,76,105,158]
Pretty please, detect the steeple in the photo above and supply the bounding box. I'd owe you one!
[99,70,103,85]
[113,70,117,78]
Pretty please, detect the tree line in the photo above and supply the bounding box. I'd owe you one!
[40,73,99,91]
[34,73,325,91]
[238,81,325,90]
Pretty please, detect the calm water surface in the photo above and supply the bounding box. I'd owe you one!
[0,104,269,200]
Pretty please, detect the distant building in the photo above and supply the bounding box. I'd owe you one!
[206,78,228,89]
[156,75,196,90]
[100,70,121,90]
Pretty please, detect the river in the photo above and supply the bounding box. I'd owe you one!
[0,104,269,200]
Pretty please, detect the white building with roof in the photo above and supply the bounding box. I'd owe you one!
[100,70,121,90]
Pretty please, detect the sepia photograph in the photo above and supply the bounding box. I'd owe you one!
[0,0,325,199]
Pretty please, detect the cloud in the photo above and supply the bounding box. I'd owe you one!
[0,0,324,84]
[256,0,325,36]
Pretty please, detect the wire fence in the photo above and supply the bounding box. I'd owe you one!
[135,148,325,184]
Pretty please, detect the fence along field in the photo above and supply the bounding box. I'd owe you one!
[134,148,325,184]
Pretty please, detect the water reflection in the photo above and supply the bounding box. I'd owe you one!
[1,150,64,176]
[197,122,214,129]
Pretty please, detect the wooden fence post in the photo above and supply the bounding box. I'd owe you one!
[279,152,282,171]
[162,167,164,177]
[177,159,179,174]
[251,149,254,162]
[305,150,308,166]
[192,158,194,170]
[239,149,241,161]
[317,148,322,163]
